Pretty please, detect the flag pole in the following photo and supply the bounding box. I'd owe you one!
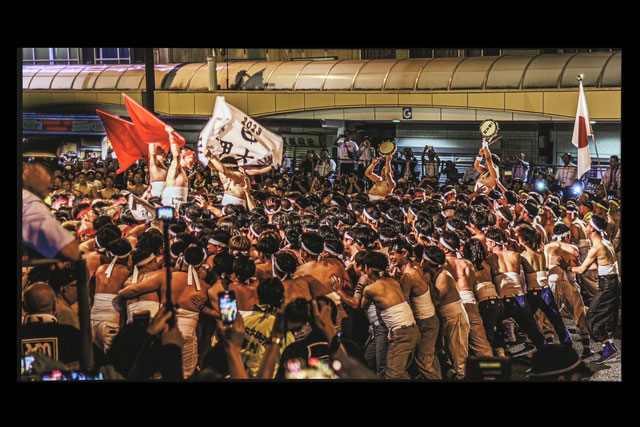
[577,74,606,197]
[591,132,606,197]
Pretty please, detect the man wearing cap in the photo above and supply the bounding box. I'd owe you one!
[555,153,579,202]
[22,159,81,261]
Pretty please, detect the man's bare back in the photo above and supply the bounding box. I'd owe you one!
[95,264,131,295]
[443,256,475,293]
[295,258,350,298]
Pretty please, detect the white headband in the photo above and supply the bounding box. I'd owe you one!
[208,238,227,247]
[132,253,156,284]
[422,250,443,267]
[249,223,260,237]
[105,250,131,278]
[187,264,201,291]
[362,210,377,223]
[301,241,320,257]
[485,237,506,249]
[323,244,341,257]
[265,206,281,215]
[439,237,461,258]
[553,231,571,241]
[589,218,605,234]
[446,222,457,231]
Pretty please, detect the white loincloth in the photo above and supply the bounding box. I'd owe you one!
[494,272,524,297]
[380,301,416,333]
[91,293,124,323]
[409,289,436,320]
[161,186,188,208]
[221,193,246,207]
[175,308,199,379]
[525,271,550,289]
[149,181,166,198]
[126,300,161,324]
[458,289,477,305]
[368,194,385,201]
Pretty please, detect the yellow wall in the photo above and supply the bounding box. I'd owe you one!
[22,88,621,121]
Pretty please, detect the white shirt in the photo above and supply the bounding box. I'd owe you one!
[22,189,76,259]
[336,138,348,160]
[359,146,375,162]
[555,163,579,187]
[346,140,359,158]
[315,158,336,177]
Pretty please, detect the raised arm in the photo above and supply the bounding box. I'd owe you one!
[244,164,273,176]
[365,156,382,182]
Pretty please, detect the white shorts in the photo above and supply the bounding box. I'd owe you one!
[149,181,166,198]
[175,308,199,379]
[161,186,188,208]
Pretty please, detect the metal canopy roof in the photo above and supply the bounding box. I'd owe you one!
[22,51,621,91]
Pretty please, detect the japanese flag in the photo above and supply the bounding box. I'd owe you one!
[571,80,592,179]
[198,96,283,169]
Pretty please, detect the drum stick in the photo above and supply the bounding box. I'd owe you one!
[487,135,503,147]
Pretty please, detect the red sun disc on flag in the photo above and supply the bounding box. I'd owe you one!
[577,117,589,149]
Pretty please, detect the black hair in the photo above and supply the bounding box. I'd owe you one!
[446,217,466,232]
[422,245,445,267]
[485,227,508,246]
[469,209,489,230]
[285,297,313,325]
[362,203,381,223]
[257,278,285,309]
[137,231,163,255]
[414,218,434,238]
[233,255,256,283]
[213,252,235,278]
[184,244,206,266]
[300,232,324,257]
[107,238,132,257]
[462,239,487,271]
[170,240,188,259]
[590,214,608,233]
[318,224,340,241]
[553,222,571,237]
[504,190,518,205]
[256,236,280,256]
[323,238,344,256]
[131,248,155,266]
[440,230,461,252]
[497,206,514,222]
[524,202,540,218]
[274,251,297,276]
[93,215,113,231]
[363,251,388,276]
[96,226,121,250]
[169,222,187,235]
[283,226,302,249]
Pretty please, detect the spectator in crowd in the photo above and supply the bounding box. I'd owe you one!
[601,155,620,197]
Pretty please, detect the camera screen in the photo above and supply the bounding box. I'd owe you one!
[157,206,174,220]
[219,292,237,324]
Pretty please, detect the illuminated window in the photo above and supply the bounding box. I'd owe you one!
[94,48,133,64]
[22,48,81,65]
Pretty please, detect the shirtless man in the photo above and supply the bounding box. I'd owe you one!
[73,171,99,199]
[227,255,259,317]
[561,214,620,364]
[389,239,441,380]
[515,224,572,347]
[147,144,168,199]
[295,233,351,333]
[484,228,545,350]
[91,238,131,354]
[361,251,419,379]
[544,223,593,358]
[204,152,272,207]
[439,231,493,358]
[472,136,507,197]
[161,126,196,208]
[569,202,599,303]
[121,248,163,324]
[98,175,120,200]
[365,154,395,201]
[462,239,506,357]
[421,245,469,380]
[118,244,212,378]
[272,251,312,306]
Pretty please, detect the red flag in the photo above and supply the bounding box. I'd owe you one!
[122,93,185,152]
[96,110,146,174]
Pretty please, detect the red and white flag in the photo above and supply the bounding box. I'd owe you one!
[571,80,592,178]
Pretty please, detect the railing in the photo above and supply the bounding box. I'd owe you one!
[21,258,93,373]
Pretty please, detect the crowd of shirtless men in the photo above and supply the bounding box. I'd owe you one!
[51,130,622,379]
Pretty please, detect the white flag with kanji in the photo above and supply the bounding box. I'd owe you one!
[571,80,592,178]
[198,96,283,169]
